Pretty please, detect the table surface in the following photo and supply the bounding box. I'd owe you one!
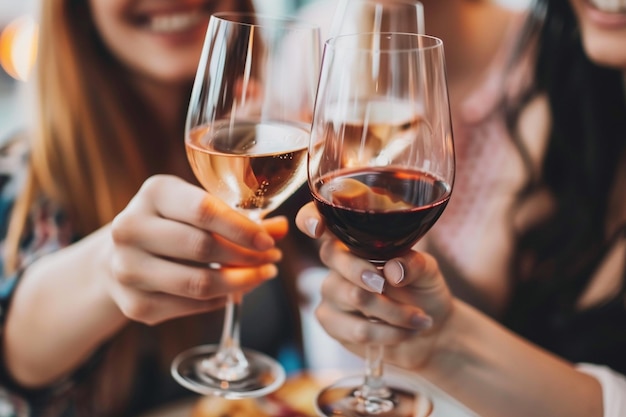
[140,369,479,417]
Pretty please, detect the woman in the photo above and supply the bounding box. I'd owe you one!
[0,0,301,415]
[293,0,530,369]
[295,0,626,415]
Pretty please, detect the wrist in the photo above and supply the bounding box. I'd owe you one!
[91,225,130,332]
[420,300,483,384]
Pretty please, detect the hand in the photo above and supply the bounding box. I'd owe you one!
[295,202,453,371]
[108,174,287,325]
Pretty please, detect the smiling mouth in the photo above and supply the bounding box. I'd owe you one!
[140,10,208,33]
[587,0,626,13]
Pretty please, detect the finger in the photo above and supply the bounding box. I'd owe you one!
[112,286,229,326]
[295,202,325,238]
[384,251,442,290]
[112,248,278,299]
[382,252,453,325]
[315,300,416,347]
[135,175,276,251]
[113,215,282,266]
[318,239,378,291]
[261,216,289,240]
[320,271,430,331]
[318,241,442,297]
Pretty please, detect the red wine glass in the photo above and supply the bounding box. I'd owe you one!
[307,32,454,416]
[171,12,320,399]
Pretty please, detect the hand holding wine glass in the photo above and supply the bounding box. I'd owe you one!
[171,12,320,399]
[307,32,454,416]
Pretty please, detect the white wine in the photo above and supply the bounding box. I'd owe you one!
[187,121,310,217]
[313,100,426,168]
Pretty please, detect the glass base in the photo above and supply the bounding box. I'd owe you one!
[171,344,286,399]
[315,375,433,417]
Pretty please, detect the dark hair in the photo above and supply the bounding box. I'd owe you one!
[503,0,626,368]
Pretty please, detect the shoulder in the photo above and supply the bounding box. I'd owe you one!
[577,363,626,417]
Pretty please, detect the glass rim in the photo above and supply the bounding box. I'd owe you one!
[210,11,320,31]
[325,32,443,52]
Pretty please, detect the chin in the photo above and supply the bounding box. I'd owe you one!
[580,32,626,69]
[584,0,626,14]
[137,55,200,84]
[587,53,626,69]
[153,69,196,85]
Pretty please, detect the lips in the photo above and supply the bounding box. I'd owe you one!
[130,7,210,34]
[587,0,626,13]
[147,10,206,33]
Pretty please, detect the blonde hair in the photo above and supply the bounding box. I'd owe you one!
[4,0,254,413]
[6,1,150,271]
[5,0,258,270]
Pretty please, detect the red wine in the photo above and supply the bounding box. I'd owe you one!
[187,121,309,216]
[312,167,450,261]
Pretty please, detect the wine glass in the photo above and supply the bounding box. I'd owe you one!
[307,32,454,416]
[171,12,320,399]
[329,0,425,38]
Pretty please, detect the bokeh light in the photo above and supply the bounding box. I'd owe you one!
[0,15,38,82]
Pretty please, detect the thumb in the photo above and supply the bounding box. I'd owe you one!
[295,202,325,238]
[384,251,442,290]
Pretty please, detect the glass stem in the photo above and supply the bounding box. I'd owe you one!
[357,264,392,405]
[209,292,250,381]
[203,213,262,382]
[363,343,388,395]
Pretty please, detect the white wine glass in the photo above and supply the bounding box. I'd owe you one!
[329,0,424,38]
[171,12,320,399]
[308,32,454,416]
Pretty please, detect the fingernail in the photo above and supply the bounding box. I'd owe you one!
[361,270,385,294]
[305,217,319,236]
[254,233,275,250]
[387,259,406,285]
[411,314,433,331]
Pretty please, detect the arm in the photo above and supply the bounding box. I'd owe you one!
[296,202,604,417]
[3,225,127,389]
[3,175,287,388]
[578,363,626,417]
[424,300,602,417]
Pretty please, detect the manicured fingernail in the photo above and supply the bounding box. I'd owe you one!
[254,232,275,250]
[362,270,385,294]
[305,217,319,236]
[411,314,433,331]
[387,259,406,285]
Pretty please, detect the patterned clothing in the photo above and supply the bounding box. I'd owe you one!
[0,132,93,417]
[422,12,533,316]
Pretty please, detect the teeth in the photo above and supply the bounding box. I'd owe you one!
[589,0,626,13]
[148,11,203,33]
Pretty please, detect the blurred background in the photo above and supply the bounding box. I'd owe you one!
[0,0,529,144]
[0,0,37,141]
